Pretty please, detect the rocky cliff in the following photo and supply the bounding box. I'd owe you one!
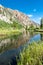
[0,4,39,28]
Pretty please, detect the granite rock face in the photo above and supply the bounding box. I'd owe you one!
[0,4,39,28]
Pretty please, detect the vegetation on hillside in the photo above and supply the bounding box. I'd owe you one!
[0,19,23,29]
[12,20,23,29]
[0,20,12,29]
[0,20,23,35]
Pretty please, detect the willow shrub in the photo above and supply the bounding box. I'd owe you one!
[17,41,43,65]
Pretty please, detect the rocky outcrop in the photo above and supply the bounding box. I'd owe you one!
[0,4,39,28]
[13,10,39,28]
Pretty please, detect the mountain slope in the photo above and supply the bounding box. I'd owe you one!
[13,10,39,28]
[0,4,39,28]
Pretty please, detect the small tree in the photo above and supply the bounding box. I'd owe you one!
[40,18,43,29]
[29,24,34,30]
[25,25,28,30]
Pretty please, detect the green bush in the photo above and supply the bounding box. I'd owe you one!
[17,41,43,65]
[0,19,23,29]
[0,20,12,29]
[12,21,23,29]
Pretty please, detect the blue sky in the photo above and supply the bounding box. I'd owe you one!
[0,0,43,24]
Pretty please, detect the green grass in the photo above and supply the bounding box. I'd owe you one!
[0,29,22,40]
[17,41,43,65]
[12,21,23,29]
[0,19,23,36]
[0,19,23,29]
[0,20,12,29]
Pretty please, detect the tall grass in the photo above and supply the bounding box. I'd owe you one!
[17,41,43,65]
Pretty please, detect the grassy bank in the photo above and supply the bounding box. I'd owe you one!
[17,41,43,65]
[0,29,22,40]
[0,29,22,35]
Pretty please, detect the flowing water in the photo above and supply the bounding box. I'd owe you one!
[0,31,43,65]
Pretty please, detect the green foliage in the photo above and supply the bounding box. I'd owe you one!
[0,20,12,29]
[25,25,28,30]
[40,18,43,29]
[28,25,35,30]
[0,19,23,29]
[12,20,23,29]
[17,41,43,65]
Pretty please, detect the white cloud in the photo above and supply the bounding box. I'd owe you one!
[28,14,33,17]
[33,9,36,12]
[38,17,41,20]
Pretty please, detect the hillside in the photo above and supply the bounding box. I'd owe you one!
[0,20,12,29]
[0,19,23,29]
[13,10,39,28]
[0,4,39,28]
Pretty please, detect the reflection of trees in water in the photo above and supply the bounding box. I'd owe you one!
[40,34,43,41]
[9,31,31,48]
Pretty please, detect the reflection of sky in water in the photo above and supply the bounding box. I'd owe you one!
[29,34,40,42]
[0,33,42,65]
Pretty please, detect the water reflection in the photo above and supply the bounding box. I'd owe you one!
[40,33,43,41]
[0,31,36,53]
[0,31,43,65]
